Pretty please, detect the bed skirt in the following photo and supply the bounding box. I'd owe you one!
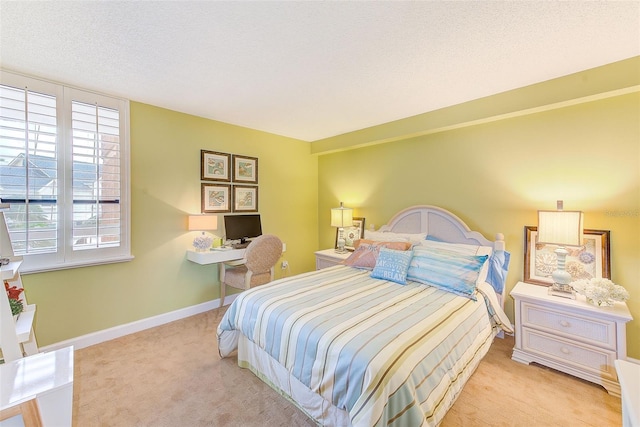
[237,329,497,427]
[238,334,351,426]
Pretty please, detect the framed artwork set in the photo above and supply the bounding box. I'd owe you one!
[523,226,611,286]
[200,150,259,213]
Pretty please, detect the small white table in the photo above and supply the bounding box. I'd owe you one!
[615,359,640,427]
[314,249,351,270]
[0,346,74,426]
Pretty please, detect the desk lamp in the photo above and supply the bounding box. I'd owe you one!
[331,202,353,254]
[188,215,218,252]
[537,201,583,298]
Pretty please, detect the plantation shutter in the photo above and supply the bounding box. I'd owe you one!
[71,101,121,250]
[0,83,60,255]
[0,70,131,272]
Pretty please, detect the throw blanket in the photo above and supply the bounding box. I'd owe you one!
[218,266,512,426]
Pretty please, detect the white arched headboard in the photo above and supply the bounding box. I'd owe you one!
[377,205,507,309]
[378,205,505,252]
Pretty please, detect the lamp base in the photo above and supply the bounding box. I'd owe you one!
[548,282,576,299]
[335,231,348,254]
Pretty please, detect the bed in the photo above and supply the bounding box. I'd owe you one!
[217,205,513,426]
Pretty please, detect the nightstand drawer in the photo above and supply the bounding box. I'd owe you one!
[521,328,617,381]
[521,302,617,350]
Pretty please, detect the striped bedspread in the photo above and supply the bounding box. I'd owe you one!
[218,266,512,426]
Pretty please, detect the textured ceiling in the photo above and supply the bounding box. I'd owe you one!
[1,1,638,142]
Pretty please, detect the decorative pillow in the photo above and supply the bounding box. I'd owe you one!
[352,239,414,250]
[352,239,371,250]
[407,249,489,300]
[364,230,427,245]
[342,241,412,269]
[417,240,492,284]
[370,247,413,285]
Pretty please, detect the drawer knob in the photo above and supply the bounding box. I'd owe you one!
[560,320,570,327]
[561,347,570,355]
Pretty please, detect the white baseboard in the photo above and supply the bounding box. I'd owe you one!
[36,301,640,367]
[40,295,237,353]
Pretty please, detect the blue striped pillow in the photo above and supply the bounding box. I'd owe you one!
[407,249,488,300]
[370,247,413,285]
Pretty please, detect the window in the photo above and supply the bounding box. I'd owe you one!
[0,70,131,272]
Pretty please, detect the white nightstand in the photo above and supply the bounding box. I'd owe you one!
[314,249,351,270]
[511,281,633,396]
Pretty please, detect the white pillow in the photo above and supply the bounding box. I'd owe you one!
[417,240,492,284]
[418,239,493,256]
[364,230,427,245]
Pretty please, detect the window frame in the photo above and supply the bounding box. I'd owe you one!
[0,70,132,273]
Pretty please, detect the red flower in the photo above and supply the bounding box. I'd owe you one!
[4,280,23,300]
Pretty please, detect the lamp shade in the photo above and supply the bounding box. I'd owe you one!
[537,210,583,246]
[331,202,353,228]
[188,215,218,231]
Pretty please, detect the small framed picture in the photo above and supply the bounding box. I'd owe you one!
[233,185,258,212]
[201,183,231,213]
[523,226,611,286]
[336,217,365,251]
[201,150,231,182]
[232,155,258,184]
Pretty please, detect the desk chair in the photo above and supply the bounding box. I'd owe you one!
[219,234,283,307]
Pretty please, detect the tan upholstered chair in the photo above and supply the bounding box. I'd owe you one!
[219,234,283,307]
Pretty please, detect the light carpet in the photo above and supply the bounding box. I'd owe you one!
[73,307,622,426]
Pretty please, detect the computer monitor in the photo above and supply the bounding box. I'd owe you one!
[223,214,262,243]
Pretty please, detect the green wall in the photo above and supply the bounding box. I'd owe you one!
[21,102,318,346]
[317,91,640,357]
[17,57,640,361]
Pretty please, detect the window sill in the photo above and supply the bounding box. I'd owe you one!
[20,255,135,274]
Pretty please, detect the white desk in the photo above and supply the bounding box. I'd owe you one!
[187,249,247,307]
[186,248,246,265]
[0,346,74,426]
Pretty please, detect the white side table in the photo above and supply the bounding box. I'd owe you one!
[511,281,632,396]
[0,346,74,426]
[615,359,640,427]
[314,249,351,270]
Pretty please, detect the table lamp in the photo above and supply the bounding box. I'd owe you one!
[188,215,218,252]
[537,201,583,298]
[331,202,353,254]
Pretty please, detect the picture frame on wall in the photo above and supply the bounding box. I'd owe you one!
[523,226,611,286]
[201,183,231,213]
[201,150,231,182]
[335,217,365,251]
[233,185,258,212]
[232,155,258,184]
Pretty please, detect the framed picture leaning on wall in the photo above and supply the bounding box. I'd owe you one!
[336,217,365,251]
[523,226,611,286]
